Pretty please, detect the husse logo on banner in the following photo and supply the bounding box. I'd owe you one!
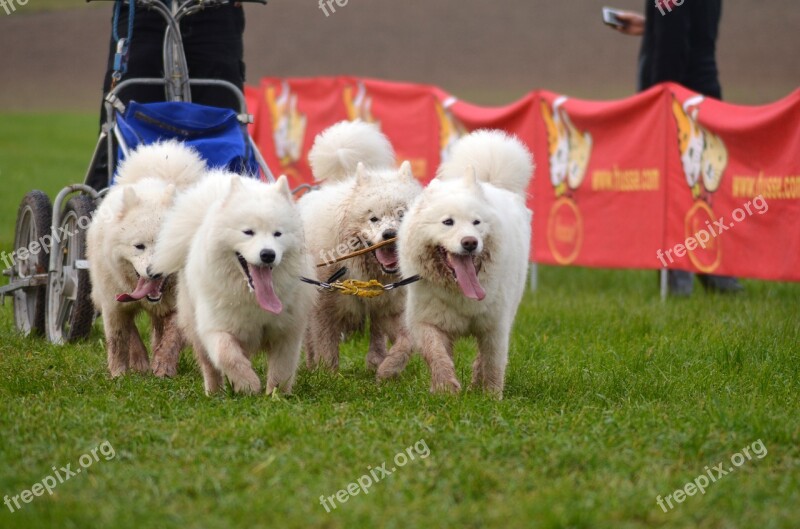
[266,81,308,168]
[673,95,729,273]
[344,81,379,125]
[541,96,593,264]
[436,97,468,164]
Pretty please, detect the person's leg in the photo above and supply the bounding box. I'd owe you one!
[667,270,694,297]
[180,4,245,111]
[697,274,743,294]
[89,9,167,190]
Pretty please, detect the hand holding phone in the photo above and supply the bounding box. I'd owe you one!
[602,7,626,28]
[603,7,645,36]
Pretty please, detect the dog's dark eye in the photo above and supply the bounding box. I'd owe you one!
[134,244,145,250]
[370,216,379,223]
[443,219,454,226]
[243,230,255,236]
[473,220,481,226]
[274,231,282,238]
[397,210,405,219]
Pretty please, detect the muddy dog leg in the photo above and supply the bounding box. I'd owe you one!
[151,312,183,378]
[128,322,150,373]
[417,323,460,393]
[265,331,303,395]
[306,299,343,371]
[103,308,133,377]
[150,315,164,355]
[304,330,317,370]
[365,314,388,372]
[376,315,413,380]
[193,340,224,395]
[471,328,510,398]
[205,332,261,394]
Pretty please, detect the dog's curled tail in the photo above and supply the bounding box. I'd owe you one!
[308,120,396,183]
[114,140,208,190]
[439,129,534,197]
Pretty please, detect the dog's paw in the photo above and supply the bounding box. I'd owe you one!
[230,370,262,395]
[470,381,504,400]
[365,351,385,372]
[203,376,224,395]
[152,359,178,378]
[108,365,128,378]
[430,376,462,394]
[265,385,291,399]
[376,356,407,380]
[129,357,150,374]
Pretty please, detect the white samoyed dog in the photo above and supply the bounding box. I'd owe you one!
[299,121,422,372]
[149,172,315,395]
[378,130,534,397]
[87,140,207,378]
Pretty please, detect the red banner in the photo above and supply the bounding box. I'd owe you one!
[246,77,800,282]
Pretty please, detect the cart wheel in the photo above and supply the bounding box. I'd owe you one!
[10,191,53,336]
[46,195,95,344]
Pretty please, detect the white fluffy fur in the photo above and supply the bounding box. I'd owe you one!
[299,121,421,372]
[88,141,207,378]
[114,140,208,189]
[308,120,397,183]
[378,130,534,397]
[151,173,315,395]
[437,129,534,196]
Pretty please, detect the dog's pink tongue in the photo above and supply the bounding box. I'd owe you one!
[375,246,398,268]
[450,254,486,301]
[249,265,283,314]
[116,277,160,303]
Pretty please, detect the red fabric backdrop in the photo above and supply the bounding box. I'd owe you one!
[246,77,800,282]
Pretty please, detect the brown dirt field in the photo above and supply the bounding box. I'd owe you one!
[0,0,797,112]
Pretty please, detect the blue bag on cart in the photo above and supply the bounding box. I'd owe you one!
[114,101,259,182]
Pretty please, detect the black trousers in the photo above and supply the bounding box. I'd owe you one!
[89,4,246,190]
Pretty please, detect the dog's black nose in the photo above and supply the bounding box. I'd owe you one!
[382,230,397,241]
[461,237,479,253]
[260,249,276,264]
[146,266,163,280]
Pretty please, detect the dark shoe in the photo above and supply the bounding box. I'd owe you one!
[698,274,744,294]
[667,270,694,297]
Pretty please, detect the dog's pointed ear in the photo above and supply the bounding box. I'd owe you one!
[119,187,140,218]
[228,174,244,195]
[463,165,479,188]
[222,175,244,206]
[399,160,414,182]
[275,174,292,201]
[356,162,370,186]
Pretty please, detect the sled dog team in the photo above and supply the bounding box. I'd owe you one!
[87,121,534,398]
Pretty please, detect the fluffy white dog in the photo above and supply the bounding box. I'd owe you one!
[378,130,534,397]
[149,172,315,395]
[299,121,422,372]
[87,140,207,378]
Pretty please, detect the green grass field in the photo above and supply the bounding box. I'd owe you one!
[0,114,798,529]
